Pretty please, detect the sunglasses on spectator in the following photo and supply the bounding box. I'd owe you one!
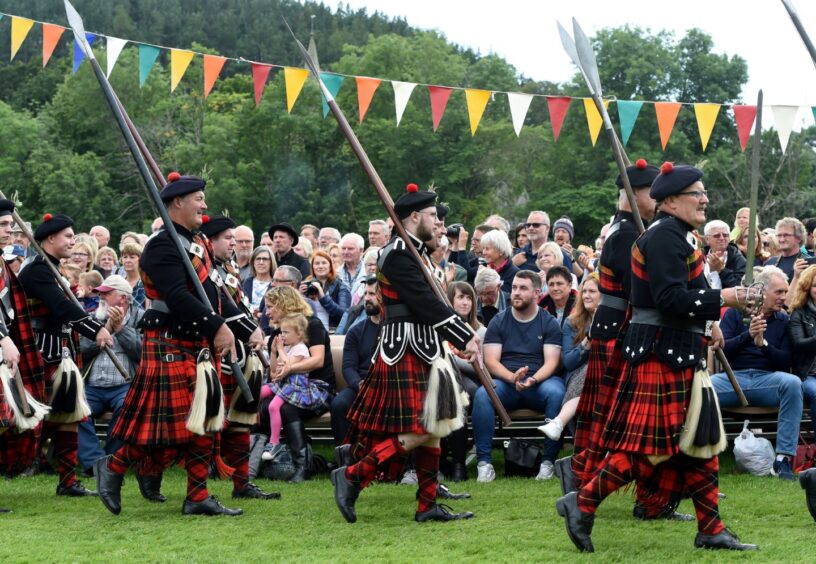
[526,222,547,228]
[708,233,729,239]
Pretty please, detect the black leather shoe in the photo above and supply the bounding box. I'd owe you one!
[554,456,577,496]
[232,482,281,500]
[335,444,354,468]
[450,462,468,482]
[0,507,11,513]
[694,528,757,551]
[331,467,359,523]
[800,468,816,521]
[415,503,474,522]
[94,457,123,515]
[57,481,98,497]
[182,496,243,516]
[136,472,166,503]
[438,483,471,500]
[555,491,595,553]
[632,502,694,522]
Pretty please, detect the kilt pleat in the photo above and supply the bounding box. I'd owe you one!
[601,354,692,456]
[573,337,616,451]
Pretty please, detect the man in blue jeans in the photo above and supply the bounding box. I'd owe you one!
[473,270,564,482]
[711,265,802,480]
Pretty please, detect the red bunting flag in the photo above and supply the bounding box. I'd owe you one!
[732,105,758,152]
[428,86,453,131]
[42,23,65,67]
[356,77,381,123]
[203,55,227,99]
[654,102,682,150]
[252,63,273,106]
[546,96,572,141]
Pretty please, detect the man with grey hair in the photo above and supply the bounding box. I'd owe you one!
[712,265,800,480]
[77,275,144,476]
[338,233,366,305]
[484,214,511,233]
[479,229,518,295]
[90,225,111,249]
[233,225,255,282]
[703,219,745,289]
[259,265,328,332]
[367,220,389,249]
[513,210,573,273]
[474,267,506,326]
[766,217,811,283]
[318,227,341,250]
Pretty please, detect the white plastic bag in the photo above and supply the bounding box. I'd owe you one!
[733,420,775,476]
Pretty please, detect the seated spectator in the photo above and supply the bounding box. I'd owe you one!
[805,218,816,256]
[71,240,96,274]
[480,229,519,296]
[62,263,81,292]
[731,206,750,240]
[11,221,34,259]
[552,216,583,279]
[512,210,573,273]
[787,265,816,438]
[330,278,381,445]
[77,271,103,313]
[484,214,511,233]
[318,227,341,250]
[448,224,495,284]
[538,265,577,325]
[763,228,780,257]
[327,243,343,271]
[513,223,528,252]
[120,242,146,309]
[259,265,328,334]
[734,224,770,266]
[472,270,564,483]
[474,268,506,326]
[301,250,351,331]
[89,225,110,249]
[77,275,144,473]
[766,217,811,283]
[711,266,802,480]
[335,252,378,335]
[538,273,600,440]
[337,233,367,305]
[367,219,390,249]
[535,241,568,287]
[704,219,746,289]
[3,244,26,274]
[95,246,118,278]
[150,217,163,233]
[299,224,319,248]
[293,237,313,260]
[270,222,310,278]
[260,232,273,247]
[242,245,276,312]
[233,225,255,282]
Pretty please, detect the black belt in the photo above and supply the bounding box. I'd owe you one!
[630,307,705,334]
[146,337,203,363]
[599,294,628,312]
[30,319,70,334]
[384,304,411,318]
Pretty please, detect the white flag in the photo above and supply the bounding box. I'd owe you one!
[507,92,534,136]
[771,105,799,154]
[392,81,417,126]
[106,37,128,78]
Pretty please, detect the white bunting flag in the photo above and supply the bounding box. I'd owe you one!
[507,92,534,136]
[106,37,128,77]
[771,105,799,154]
[392,81,417,126]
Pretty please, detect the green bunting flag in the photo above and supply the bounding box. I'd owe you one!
[320,72,345,118]
[139,44,161,87]
[616,100,644,146]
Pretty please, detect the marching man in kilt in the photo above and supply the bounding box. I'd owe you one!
[199,214,279,500]
[94,173,248,516]
[556,163,757,552]
[18,212,113,497]
[332,183,480,523]
[0,198,50,511]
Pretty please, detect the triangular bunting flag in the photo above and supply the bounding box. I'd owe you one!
[320,73,345,118]
[170,49,195,92]
[546,96,572,141]
[507,92,533,137]
[465,89,491,136]
[392,81,417,126]
[428,86,453,132]
[694,103,721,151]
[105,37,128,77]
[356,76,381,123]
[616,100,643,146]
[42,23,65,68]
[284,67,309,112]
[654,102,682,150]
[732,105,757,152]
[139,44,161,87]
[771,105,799,154]
[10,17,35,61]
[73,33,97,74]
[202,55,226,99]
[252,64,273,106]
[584,98,609,146]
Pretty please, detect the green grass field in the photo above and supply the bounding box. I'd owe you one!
[0,451,812,563]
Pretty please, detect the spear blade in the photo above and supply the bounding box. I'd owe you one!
[64,0,94,60]
[572,18,602,98]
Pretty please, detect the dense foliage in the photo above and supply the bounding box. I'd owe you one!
[0,0,813,241]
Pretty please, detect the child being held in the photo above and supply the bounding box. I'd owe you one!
[77,270,103,313]
[260,313,330,461]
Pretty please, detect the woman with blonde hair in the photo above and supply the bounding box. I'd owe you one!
[96,246,118,278]
[70,240,96,273]
[327,243,343,271]
[120,242,146,308]
[788,265,816,437]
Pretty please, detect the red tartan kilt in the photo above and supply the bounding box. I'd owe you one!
[110,329,215,446]
[601,354,692,456]
[573,337,616,450]
[347,348,429,435]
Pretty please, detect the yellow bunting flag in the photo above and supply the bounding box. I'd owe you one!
[465,89,491,136]
[584,98,609,146]
[170,49,195,92]
[693,103,721,151]
[10,16,35,61]
[284,67,310,113]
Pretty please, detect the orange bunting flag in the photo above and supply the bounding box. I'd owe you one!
[42,23,65,67]
[465,89,491,136]
[356,76,381,123]
[202,55,226,99]
[654,102,683,150]
[584,98,609,146]
[10,16,35,61]
[693,103,721,151]
[284,67,310,112]
[170,49,195,92]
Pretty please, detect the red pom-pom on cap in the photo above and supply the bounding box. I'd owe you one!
[201,215,210,224]
[406,183,419,193]
[635,158,647,170]
[660,161,674,174]
[43,213,53,222]
[167,171,181,183]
